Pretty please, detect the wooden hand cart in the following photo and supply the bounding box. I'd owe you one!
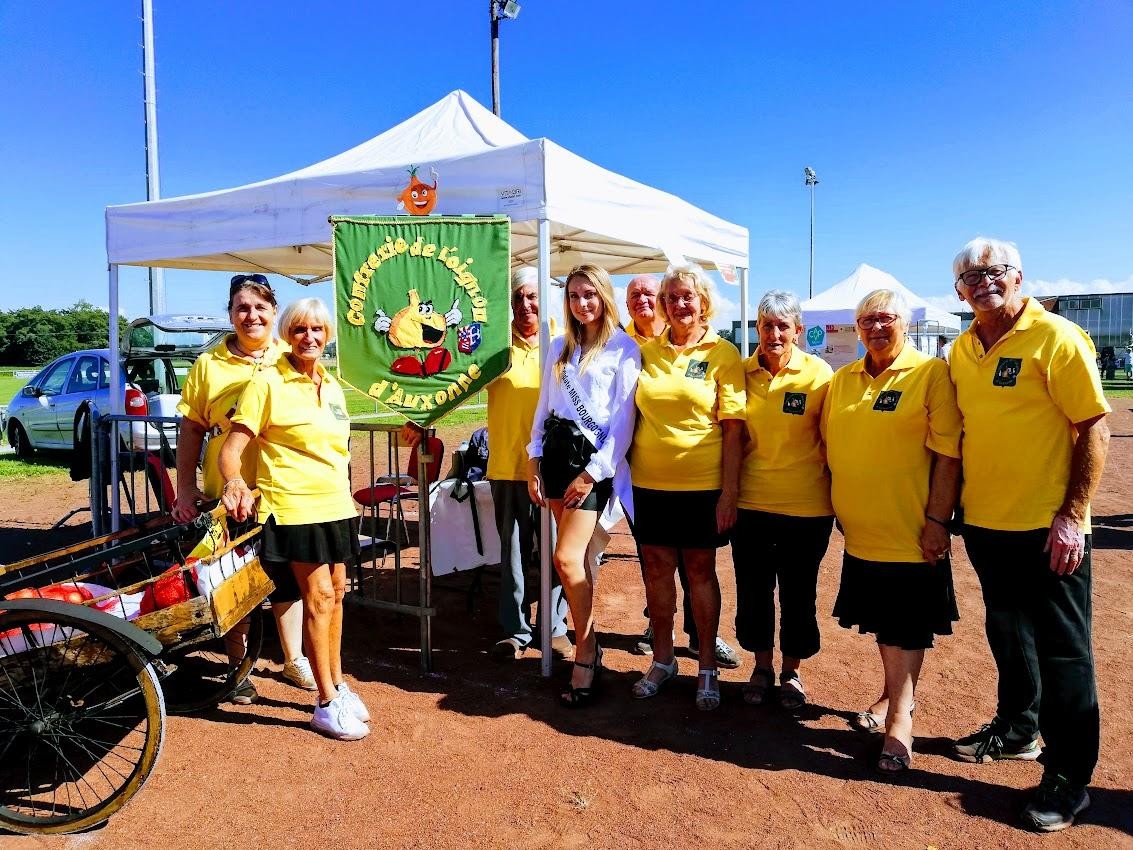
[0,502,274,835]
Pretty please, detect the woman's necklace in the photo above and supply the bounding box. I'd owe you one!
[231,339,266,361]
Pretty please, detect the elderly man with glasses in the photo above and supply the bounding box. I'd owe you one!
[949,237,1111,833]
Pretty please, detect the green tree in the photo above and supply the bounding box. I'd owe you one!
[0,303,129,366]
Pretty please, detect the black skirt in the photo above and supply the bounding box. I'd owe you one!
[832,553,958,650]
[262,514,360,567]
[631,486,727,550]
[541,415,611,512]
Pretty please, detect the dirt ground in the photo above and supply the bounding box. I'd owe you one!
[1,404,1131,850]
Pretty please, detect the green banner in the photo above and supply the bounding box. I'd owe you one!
[333,216,511,427]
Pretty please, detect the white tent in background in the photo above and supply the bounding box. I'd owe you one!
[797,263,961,366]
[800,263,961,330]
[103,89,750,678]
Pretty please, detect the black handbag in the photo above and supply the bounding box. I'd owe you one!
[542,415,595,470]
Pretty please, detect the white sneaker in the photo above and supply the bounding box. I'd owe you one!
[311,694,369,741]
[337,681,370,724]
[282,656,318,691]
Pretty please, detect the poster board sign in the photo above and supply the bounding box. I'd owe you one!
[805,324,862,370]
[333,216,511,427]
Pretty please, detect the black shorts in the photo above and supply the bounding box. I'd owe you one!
[832,552,958,650]
[262,514,360,571]
[541,416,611,513]
[631,487,727,550]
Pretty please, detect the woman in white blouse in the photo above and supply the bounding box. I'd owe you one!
[528,264,641,708]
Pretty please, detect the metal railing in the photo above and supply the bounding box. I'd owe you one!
[346,422,436,672]
[86,409,438,671]
[88,406,180,535]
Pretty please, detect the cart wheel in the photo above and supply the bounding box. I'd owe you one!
[0,609,165,835]
[160,603,264,715]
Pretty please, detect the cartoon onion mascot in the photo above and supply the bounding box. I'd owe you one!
[373,289,462,376]
[397,166,439,216]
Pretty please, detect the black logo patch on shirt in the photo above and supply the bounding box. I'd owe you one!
[684,360,709,379]
[329,402,349,420]
[993,357,1022,387]
[782,392,807,415]
[872,390,903,412]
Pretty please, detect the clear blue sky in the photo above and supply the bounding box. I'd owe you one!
[2,0,1131,325]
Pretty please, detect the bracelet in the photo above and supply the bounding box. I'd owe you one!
[222,478,245,493]
[925,514,950,529]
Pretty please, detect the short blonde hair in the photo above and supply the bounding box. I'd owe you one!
[657,264,716,327]
[278,297,336,344]
[855,289,911,326]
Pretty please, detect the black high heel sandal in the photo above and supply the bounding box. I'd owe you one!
[559,645,603,708]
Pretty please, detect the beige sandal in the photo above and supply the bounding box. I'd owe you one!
[695,669,720,711]
[632,657,678,699]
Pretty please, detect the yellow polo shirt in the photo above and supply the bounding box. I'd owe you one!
[822,345,961,562]
[739,347,834,517]
[231,356,357,526]
[486,329,542,482]
[625,321,662,346]
[631,328,746,491]
[951,297,1110,532]
[177,337,289,498]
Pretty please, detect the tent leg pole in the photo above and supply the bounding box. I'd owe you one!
[537,218,552,679]
[738,266,750,359]
[108,264,122,533]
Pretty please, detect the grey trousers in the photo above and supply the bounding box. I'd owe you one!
[490,479,567,644]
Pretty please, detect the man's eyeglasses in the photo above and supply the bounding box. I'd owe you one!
[856,313,899,329]
[956,264,1016,287]
[230,273,271,291]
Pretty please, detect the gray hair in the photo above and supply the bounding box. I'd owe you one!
[757,289,803,328]
[511,266,538,295]
[856,289,911,326]
[278,297,335,343]
[952,236,1023,278]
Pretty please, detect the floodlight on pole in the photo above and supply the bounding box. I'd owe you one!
[489,0,521,116]
[804,167,819,299]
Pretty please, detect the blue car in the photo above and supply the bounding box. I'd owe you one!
[5,315,230,457]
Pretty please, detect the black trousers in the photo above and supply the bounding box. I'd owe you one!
[731,510,834,659]
[963,525,1099,786]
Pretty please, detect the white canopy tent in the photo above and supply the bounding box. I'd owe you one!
[801,263,961,330]
[104,89,750,675]
[106,89,747,281]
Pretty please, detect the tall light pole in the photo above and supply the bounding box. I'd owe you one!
[142,0,165,313]
[804,167,819,299]
[489,1,521,116]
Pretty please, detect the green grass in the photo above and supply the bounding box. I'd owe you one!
[1102,379,1133,399]
[0,371,33,406]
[1,367,40,447]
[0,454,70,479]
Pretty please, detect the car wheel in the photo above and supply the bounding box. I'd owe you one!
[8,421,33,458]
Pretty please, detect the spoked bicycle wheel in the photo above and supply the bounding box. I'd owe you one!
[158,603,264,715]
[0,609,165,835]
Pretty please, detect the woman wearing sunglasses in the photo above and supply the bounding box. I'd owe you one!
[821,288,962,773]
[173,273,314,703]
